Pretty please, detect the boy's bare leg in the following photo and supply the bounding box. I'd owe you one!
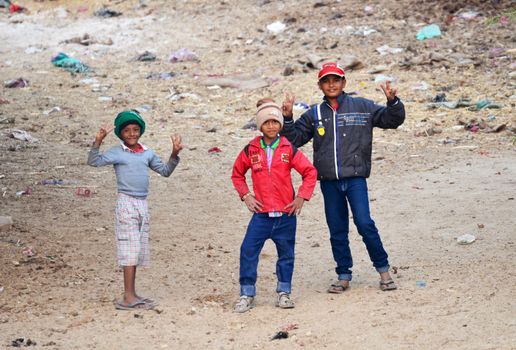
[123,266,139,305]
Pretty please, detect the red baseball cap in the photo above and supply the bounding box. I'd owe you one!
[318,62,345,80]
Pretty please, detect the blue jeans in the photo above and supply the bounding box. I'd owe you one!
[239,213,296,297]
[320,178,389,281]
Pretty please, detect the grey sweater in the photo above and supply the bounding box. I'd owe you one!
[87,145,179,198]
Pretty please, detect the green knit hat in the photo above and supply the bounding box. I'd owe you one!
[114,110,146,139]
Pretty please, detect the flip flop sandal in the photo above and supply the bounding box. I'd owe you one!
[115,300,155,311]
[380,279,397,291]
[327,282,349,294]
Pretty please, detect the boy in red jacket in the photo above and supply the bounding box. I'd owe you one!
[231,100,317,313]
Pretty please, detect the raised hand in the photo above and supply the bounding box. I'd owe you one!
[380,81,398,102]
[282,91,295,118]
[94,123,114,146]
[170,133,183,159]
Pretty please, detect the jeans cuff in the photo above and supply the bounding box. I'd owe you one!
[338,273,352,281]
[276,281,291,294]
[375,265,390,273]
[240,284,256,297]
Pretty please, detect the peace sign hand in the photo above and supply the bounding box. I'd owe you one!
[380,81,398,102]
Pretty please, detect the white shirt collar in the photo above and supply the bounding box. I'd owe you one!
[120,141,148,152]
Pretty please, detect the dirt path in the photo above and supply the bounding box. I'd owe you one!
[1,1,515,349]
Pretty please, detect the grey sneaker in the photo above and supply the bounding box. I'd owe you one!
[234,296,254,313]
[276,292,295,309]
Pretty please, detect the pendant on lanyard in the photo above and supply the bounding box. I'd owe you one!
[316,104,325,136]
[317,124,325,136]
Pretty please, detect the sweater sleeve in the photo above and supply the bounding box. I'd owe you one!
[87,146,118,167]
[370,97,405,129]
[291,150,317,201]
[280,110,315,148]
[231,149,251,199]
[148,152,180,177]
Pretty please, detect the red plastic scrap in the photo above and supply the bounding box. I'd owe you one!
[208,147,222,153]
[9,3,25,13]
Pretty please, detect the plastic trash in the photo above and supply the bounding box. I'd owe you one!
[416,280,427,287]
[76,187,92,197]
[266,21,286,35]
[135,51,156,62]
[208,147,222,153]
[374,74,395,83]
[10,129,37,142]
[146,72,175,80]
[413,81,429,91]
[457,233,476,245]
[416,24,441,40]
[168,48,199,63]
[376,45,403,55]
[16,187,32,197]
[4,78,29,88]
[51,52,91,74]
[294,102,309,110]
[271,331,288,340]
[94,8,122,17]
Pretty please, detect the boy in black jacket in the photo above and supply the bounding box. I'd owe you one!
[281,62,405,293]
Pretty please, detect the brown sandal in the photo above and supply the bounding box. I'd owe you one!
[327,282,349,294]
[380,279,397,291]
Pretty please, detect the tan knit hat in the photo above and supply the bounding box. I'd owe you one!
[256,102,283,130]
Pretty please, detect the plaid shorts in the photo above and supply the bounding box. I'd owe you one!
[115,193,150,267]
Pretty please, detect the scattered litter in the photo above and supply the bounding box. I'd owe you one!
[267,21,286,35]
[432,93,447,103]
[416,280,427,287]
[367,65,388,74]
[40,179,70,185]
[413,81,429,91]
[135,104,152,112]
[10,129,37,142]
[427,98,472,109]
[294,102,309,110]
[457,233,476,245]
[416,24,441,40]
[11,338,36,347]
[25,47,43,54]
[457,10,480,20]
[468,99,503,111]
[134,51,156,62]
[271,331,289,341]
[199,75,269,90]
[168,48,199,63]
[98,96,113,102]
[374,74,395,83]
[364,5,373,14]
[9,3,26,14]
[4,78,29,88]
[353,26,377,36]
[51,52,91,74]
[281,323,299,332]
[167,91,200,101]
[61,33,113,46]
[43,106,61,115]
[376,44,403,55]
[22,246,36,257]
[94,8,122,18]
[76,187,92,197]
[91,83,111,93]
[16,187,32,197]
[208,147,222,153]
[146,72,175,80]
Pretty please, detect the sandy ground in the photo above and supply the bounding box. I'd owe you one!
[0,0,515,349]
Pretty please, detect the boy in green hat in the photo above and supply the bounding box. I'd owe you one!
[88,110,183,310]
